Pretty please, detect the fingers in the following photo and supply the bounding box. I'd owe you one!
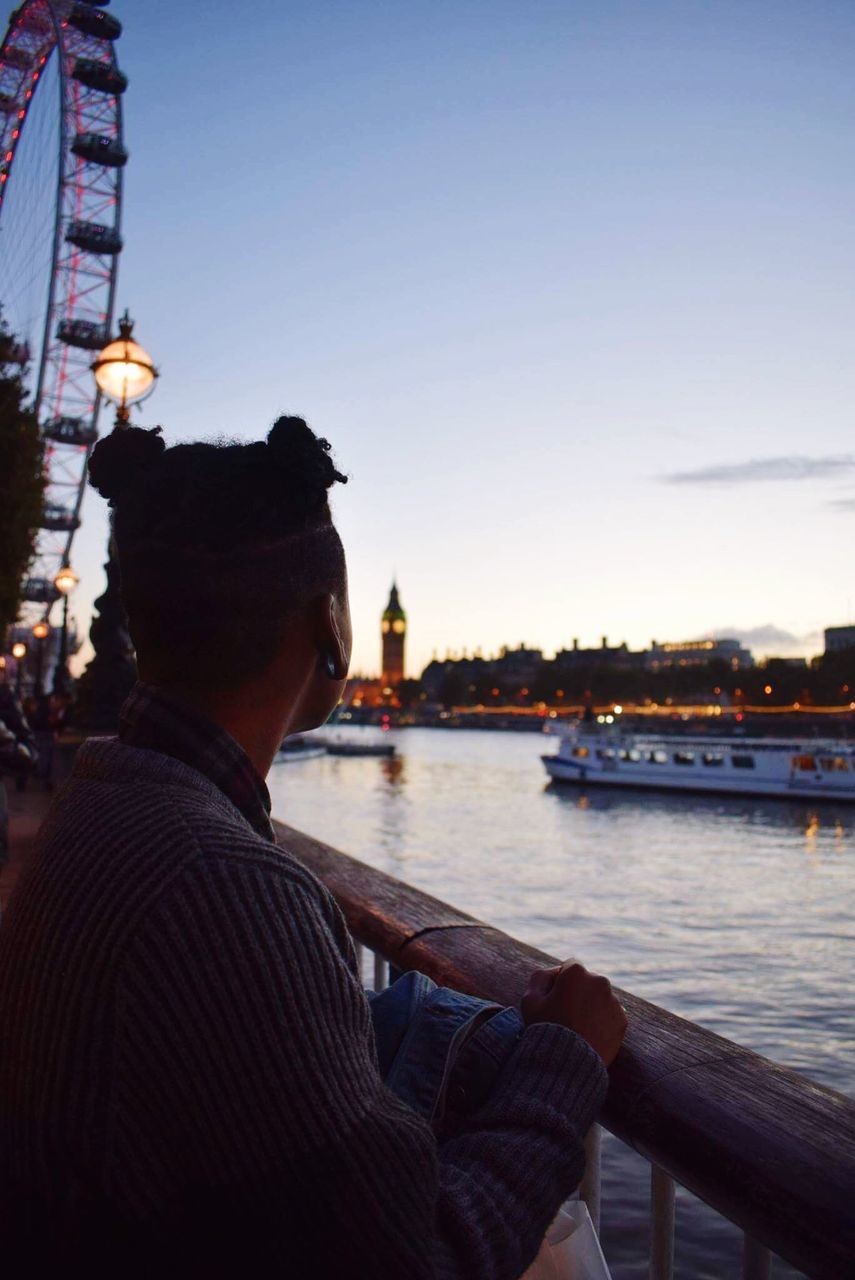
[526,965,561,997]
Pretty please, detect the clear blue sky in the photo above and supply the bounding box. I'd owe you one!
[62,0,855,674]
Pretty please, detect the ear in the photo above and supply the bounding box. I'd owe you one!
[314,593,350,680]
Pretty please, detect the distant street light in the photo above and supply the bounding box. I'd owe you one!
[11,641,26,697]
[32,620,50,696]
[53,565,78,697]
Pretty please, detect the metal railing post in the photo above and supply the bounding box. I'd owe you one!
[373,952,389,992]
[743,1235,772,1280]
[649,1165,675,1280]
[579,1125,602,1234]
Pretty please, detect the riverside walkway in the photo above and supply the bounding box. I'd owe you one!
[3,782,854,1277]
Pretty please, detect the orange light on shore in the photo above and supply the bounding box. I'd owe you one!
[54,565,78,597]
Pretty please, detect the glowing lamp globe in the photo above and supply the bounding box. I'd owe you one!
[92,310,157,413]
[33,621,50,640]
[11,642,26,660]
[54,565,79,597]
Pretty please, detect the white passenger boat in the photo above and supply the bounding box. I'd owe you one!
[542,726,855,801]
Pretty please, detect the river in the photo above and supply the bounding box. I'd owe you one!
[267,726,854,1280]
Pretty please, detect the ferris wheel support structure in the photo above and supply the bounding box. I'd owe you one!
[0,0,127,618]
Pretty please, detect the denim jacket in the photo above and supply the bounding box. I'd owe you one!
[368,971,525,1131]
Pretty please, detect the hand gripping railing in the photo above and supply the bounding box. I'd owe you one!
[274,820,855,1280]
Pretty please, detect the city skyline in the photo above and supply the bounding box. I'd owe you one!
[18,0,851,678]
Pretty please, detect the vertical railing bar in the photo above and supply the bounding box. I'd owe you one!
[354,940,364,984]
[649,1164,675,1280]
[743,1235,772,1280]
[373,952,389,992]
[579,1124,602,1234]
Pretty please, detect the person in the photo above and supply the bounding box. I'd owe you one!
[24,691,57,790]
[0,685,35,870]
[0,417,627,1278]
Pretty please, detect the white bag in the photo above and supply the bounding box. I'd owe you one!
[520,1200,612,1280]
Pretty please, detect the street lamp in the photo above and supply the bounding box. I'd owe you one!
[52,566,78,697]
[11,641,26,698]
[75,311,160,729]
[32,620,50,697]
[91,310,158,426]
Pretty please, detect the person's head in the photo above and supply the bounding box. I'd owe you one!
[88,415,351,733]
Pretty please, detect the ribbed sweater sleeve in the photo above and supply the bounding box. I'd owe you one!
[114,855,607,1279]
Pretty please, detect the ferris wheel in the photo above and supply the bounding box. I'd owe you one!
[0,0,127,619]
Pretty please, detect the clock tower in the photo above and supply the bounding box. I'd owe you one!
[381,582,406,688]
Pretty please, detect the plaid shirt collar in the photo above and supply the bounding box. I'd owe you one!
[118,682,275,842]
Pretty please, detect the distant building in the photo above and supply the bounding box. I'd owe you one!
[645,638,753,671]
[824,626,855,655]
[555,637,645,670]
[381,582,406,687]
[494,644,542,687]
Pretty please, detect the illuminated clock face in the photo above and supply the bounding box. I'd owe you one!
[381,620,391,633]
[392,619,405,634]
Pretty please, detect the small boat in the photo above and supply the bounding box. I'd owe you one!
[542,725,855,801]
[326,741,396,758]
[277,735,326,762]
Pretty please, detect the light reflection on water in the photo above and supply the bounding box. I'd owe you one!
[268,728,854,1280]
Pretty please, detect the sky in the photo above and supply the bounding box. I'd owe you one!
[15,0,855,674]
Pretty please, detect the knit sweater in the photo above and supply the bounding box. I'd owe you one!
[0,731,607,1278]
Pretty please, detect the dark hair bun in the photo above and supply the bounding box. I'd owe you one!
[266,416,347,513]
[88,426,165,504]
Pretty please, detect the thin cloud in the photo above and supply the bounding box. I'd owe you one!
[662,455,855,486]
[829,497,855,512]
[713,625,822,657]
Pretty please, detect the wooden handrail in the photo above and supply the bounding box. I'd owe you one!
[275,819,855,1280]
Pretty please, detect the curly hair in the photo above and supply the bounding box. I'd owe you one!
[88,416,348,687]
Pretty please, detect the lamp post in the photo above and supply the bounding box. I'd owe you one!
[52,566,79,697]
[74,312,159,730]
[11,641,26,699]
[32,620,50,697]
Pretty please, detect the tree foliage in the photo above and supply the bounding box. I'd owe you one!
[0,309,45,639]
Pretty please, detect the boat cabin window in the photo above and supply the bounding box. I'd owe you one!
[702,752,725,767]
[731,754,755,769]
[596,748,616,760]
[619,748,641,762]
[819,756,849,773]
[572,746,589,759]
[648,750,668,765]
[792,755,816,772]
[673,750,695,766]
